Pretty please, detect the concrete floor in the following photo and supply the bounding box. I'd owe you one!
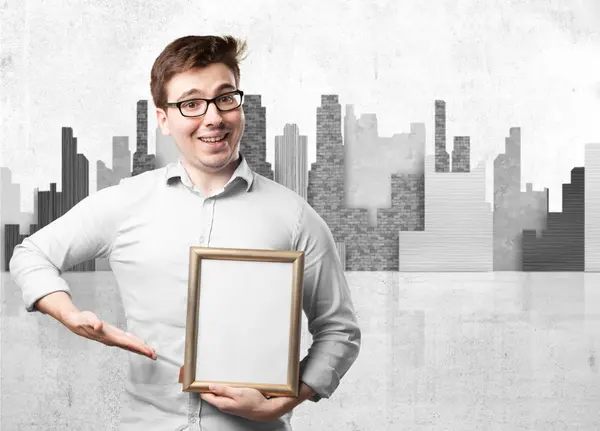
[2,271,600,430]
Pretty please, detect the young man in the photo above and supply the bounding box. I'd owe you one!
[10,35,361,430]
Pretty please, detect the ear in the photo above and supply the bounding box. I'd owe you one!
[156,107,171,136]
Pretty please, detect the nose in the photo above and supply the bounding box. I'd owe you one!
[203,101,224,126]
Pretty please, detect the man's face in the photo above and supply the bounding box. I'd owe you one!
[156,63,245,173]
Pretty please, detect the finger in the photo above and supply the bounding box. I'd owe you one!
[101,326,150,350]
[118,339,155,357]
[200,393,235,410]
[209,384,238,399]
[200,393,217,403]
[123,331,149,346]
[87,323,155,358]
[121,332,156,355]
[116,333,156,358]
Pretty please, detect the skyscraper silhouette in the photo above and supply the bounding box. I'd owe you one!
[5,127,95,271]
[1,168,35,271]
[494,127,524,270]
[274,124,308,200]
[96,136,132,271]
[585,143,600,271]
[97,136,131,190]
[308,95,370,269]
[132,100,156,176]
[493,127,548,270]
[523,168,584,271]
[435,100,450,173]
[239,95,273,179]
[62,127,77,211]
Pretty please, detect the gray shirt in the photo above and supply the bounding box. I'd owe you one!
[9,153,361,431]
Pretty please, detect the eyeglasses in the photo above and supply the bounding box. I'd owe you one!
[165,90,244,117]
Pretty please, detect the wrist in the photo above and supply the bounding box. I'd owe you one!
[264,396,294,419]
[268,384,315,414]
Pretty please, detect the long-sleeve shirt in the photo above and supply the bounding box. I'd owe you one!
[9,152,361,431]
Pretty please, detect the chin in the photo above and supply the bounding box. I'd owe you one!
[196,155,232,170]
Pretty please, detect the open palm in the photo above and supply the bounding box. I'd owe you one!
[61,310,157,360]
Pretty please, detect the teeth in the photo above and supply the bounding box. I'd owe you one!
[199,134,227,143]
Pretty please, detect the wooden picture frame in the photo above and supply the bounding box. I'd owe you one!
[181,246,305,397]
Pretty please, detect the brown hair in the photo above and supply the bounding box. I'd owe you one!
[150,35,247,109]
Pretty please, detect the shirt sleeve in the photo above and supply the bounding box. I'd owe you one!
[9,183,123,313]
[292,202,362,402]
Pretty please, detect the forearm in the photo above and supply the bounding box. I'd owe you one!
[35,291,79,323]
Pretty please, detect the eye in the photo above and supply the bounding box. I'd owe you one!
[183,101,198,109]
[219,95,234,103]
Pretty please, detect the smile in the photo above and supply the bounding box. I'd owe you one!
[198,133,229,143]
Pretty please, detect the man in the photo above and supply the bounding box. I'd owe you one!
[10,35,361,430]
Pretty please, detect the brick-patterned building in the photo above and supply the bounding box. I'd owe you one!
[240,95,273,179]
[307,95,425,271]
[435,100,450,173]
[452,136,470,173]
[132,100,156,176]
[374,173,425,270]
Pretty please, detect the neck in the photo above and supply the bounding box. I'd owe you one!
[182,155,241,197]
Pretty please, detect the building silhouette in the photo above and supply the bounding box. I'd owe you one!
[274,124,308,200]
[308,95,368,269]
[97,136,131,190]
[523,167,584,271]
[494,127,548,270]
[452,136,470,173]
[435,100,450,172]
[1,168,35,271]
[399,155,492,271]
[307,95,424,270]
[585,143,600,271]
[132,100,156,176]
[239,95,273,179]
[344,105,425,226]
[155,127,179,168]
[96,136,132,271]
[375,172,425,269]
[4,127,95,271]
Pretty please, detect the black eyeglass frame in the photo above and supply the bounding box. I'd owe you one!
[165,90,245,117]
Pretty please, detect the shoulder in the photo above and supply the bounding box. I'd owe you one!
[249,173,307,211]
[87,166,169,212]
[117,166,169,192]
[248,176,333,248]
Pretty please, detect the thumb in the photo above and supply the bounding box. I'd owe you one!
[83,313,103,332]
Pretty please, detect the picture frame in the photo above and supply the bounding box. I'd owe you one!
[180,246,305,397]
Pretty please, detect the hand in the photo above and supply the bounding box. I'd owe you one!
[200,384,283,422]
[61,310,157,360]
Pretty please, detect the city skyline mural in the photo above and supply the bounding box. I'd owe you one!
[2,94,598,272]
[3,2,600,430]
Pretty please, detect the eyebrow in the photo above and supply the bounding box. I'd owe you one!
[176,83,237,102]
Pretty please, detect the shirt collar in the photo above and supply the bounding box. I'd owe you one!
[165,152,254,193]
